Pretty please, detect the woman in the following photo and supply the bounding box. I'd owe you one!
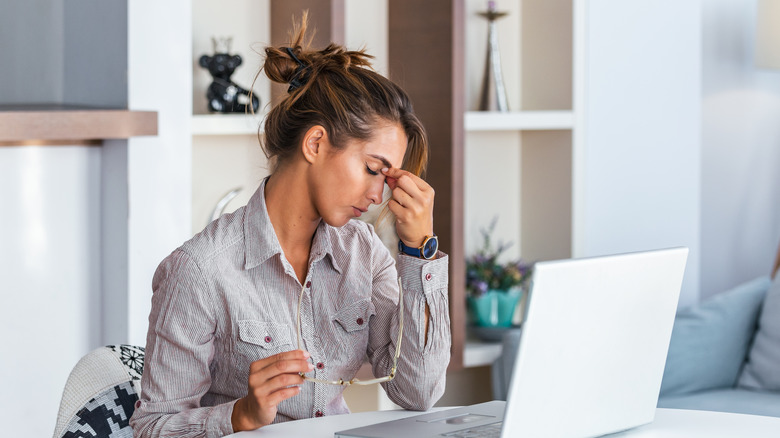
[130,16,451,438]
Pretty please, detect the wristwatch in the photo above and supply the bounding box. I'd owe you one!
[398,235,439,260]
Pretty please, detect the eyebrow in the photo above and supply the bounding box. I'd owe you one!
[368,154,392,169]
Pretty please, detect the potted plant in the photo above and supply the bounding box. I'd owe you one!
[466,220,533,328]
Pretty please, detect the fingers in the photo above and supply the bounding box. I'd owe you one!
[391,186,414,208]
[382,167,429,191]
[249,349,310,373]
[264,385,302,407]
[381,167,435,248]
[237,349,313,430]
[387,199,406,222]
[384,170,430,205]
[248,350,312,400]
[250,359,313,384]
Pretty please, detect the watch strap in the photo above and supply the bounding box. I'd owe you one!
[398,235,438,259]
[398,239,423,258]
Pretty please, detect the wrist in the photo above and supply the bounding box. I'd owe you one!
[231,397,261,432]
[398,234,438,260]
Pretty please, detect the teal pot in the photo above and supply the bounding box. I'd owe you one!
[467,289,522,328]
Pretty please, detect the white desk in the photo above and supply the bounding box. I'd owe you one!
[228,407,780,437]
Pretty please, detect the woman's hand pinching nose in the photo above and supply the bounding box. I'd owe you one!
[380,167,435,250]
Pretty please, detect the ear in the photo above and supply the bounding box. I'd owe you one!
[232,55,243,67]
[199,55,211,68]
[300,125,328,165]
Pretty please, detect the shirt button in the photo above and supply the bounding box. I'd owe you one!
[306,281,312,288]
[315,410,324,417]
[356,317,364,325]
[264,336,272,343]
[425,273,432,281]
[135,400,141,409]
[316,362,325,370]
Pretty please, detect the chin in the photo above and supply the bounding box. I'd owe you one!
[321,213,352,228]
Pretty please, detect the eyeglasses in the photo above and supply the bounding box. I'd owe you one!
[296,277,404,386]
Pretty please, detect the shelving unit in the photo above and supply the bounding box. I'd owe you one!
[191,114,265,136]
[459,0,576,370]
[465,110,574,131]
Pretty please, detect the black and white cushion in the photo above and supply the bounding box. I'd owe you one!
[53,345,145,438]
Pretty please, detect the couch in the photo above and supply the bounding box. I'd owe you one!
[657,269,780,417]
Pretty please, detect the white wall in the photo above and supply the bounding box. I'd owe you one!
[578,0,702,308]
[0,2,192,436]
[700,0,780,299]
[0,146,102,435]
[124,0,193,347]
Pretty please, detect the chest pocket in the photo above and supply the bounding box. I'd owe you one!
[331,299,375,373]
[334,300,375,332]
[238,320,293,349]
[233,320,294,377]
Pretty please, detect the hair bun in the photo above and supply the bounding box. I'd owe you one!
[262,12,374,94]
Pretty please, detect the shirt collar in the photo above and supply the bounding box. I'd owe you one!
[243,177,342,274]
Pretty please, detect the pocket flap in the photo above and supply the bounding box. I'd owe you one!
[238,320,292,349]
[333,299,375,333]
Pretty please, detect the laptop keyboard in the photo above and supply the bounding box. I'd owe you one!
[442,422,502,438]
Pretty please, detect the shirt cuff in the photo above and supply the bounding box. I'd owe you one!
[396,251,448,296]
[206,399,237,437]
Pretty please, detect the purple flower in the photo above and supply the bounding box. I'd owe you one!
[465,218,535,297]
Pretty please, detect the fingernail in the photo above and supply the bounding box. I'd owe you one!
[308,363,315,371]
[302,351,310,358]
[381,168,389,173]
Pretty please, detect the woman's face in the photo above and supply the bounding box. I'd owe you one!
[309,122,407,227]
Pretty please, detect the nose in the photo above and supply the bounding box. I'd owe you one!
[367,179,384,205]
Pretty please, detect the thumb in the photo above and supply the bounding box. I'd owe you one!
[382,167,401,190]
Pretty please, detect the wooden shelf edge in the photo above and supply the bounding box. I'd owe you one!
[0,109,158,143]
[465,110,574,131]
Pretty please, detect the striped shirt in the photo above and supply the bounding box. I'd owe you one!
[130,177,451,438]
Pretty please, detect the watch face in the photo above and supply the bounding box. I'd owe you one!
[422,236,438,259]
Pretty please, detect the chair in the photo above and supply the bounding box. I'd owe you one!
[53,345,145,438]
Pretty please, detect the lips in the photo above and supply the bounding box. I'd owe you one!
[352,206,367,217]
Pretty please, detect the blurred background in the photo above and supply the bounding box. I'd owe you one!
[1,0,779,436]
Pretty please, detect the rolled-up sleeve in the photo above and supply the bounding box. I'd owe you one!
[130,250,235,438]
[367,230,451,411]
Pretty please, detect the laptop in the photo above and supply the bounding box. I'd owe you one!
[335,247,689,438]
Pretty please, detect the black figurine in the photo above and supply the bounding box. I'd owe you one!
[199,37,260,113]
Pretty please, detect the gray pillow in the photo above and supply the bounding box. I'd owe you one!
[738,274,780,390]
[659,276,771,397]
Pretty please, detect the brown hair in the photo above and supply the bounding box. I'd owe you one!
[257,12,428,178]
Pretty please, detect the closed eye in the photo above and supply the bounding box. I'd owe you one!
[365,163,379,176]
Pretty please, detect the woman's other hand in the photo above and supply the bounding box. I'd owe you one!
[381,167,435,249]
[231,349,313,431]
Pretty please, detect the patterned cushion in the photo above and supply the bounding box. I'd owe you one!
[61,381,137,438]
[108,345,145,382]
[54,345,145,438]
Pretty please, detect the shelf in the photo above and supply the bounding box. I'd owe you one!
[191,113,265,136]
[463,340,503,368]
[464,111,574,131]
[0,105,157,144]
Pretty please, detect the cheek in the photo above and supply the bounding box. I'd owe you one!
[319,159,365,204]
